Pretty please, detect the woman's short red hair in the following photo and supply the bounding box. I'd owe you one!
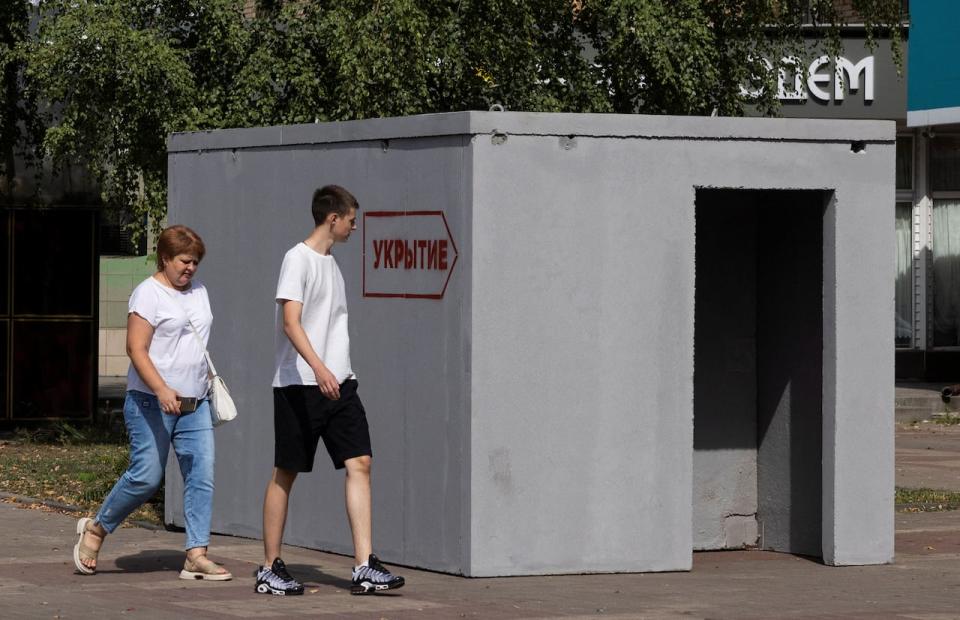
[156,225,206,271]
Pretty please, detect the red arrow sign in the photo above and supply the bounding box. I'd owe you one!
[362,211,459,299]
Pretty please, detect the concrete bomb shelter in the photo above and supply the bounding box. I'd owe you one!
[165,112,894,576]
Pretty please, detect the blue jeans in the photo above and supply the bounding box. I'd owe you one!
[95,390,215,550]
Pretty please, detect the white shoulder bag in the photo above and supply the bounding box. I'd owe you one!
[186,319,238,427]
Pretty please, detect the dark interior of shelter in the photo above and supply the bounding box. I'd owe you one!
[694,189,826,556]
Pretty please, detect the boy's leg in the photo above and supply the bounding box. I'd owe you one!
[263,467,298,567]
[324,382,404,594]
[256,467,305,595]
[345,453,404,594]
[265,385,322,566]
[343,455,372,565]
[255,388,317,595]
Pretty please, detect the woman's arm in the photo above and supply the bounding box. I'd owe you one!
[127,311,181,414]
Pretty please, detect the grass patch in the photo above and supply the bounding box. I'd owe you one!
[896,487,960,512]
[933,413,960,425]
[0,422,163,525]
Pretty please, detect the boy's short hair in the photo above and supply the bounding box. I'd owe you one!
[312,185,359,226]
[155,224,206,271]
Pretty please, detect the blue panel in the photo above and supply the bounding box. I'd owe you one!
[907,0,960,124]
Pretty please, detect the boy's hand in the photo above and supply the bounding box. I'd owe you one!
[314,365,341,400]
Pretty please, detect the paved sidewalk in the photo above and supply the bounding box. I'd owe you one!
[896,422,960,491]
[3,501,960,619]
[1,423,959,619]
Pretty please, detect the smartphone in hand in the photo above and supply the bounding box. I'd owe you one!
[176,396,198,413]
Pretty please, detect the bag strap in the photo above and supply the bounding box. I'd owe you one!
[185,318,218,378]
[159,281,217,379]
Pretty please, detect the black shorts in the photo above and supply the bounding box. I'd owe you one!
[273,379,372,471]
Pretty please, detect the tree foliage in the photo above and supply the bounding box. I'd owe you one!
[1,0,43,205]
[225,0,612,127]
[577,0,905,116]
[25,0,250,239]
[3,0,905,240]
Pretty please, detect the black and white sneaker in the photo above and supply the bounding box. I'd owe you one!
[254,558,305,596]
[351,553,405,595]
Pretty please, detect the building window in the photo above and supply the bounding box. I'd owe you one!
[896,201,913,347]
[896,136,913,190]
[931,136,960,191]
[930,135,960,348]
[931,198,960,346]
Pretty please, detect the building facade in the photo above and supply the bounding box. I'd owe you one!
[762,22,958,380]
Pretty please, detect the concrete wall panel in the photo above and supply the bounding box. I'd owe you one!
[824,159,896,565]
[468,134,694,574]
[167,134,472,573]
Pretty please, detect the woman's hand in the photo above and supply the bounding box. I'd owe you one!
[156,385,182,415]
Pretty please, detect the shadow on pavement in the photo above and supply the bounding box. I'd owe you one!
[284,563,353,590]
[107,549,185,574]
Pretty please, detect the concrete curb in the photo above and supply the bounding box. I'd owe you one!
[0,490,82,513]
[896,502,960,512]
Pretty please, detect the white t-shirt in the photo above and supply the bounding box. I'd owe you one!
[273,242,354,387]
[126,277,212,399]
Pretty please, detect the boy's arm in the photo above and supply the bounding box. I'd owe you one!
[280,299,341,400]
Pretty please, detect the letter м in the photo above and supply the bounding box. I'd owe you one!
[835,56,874,102]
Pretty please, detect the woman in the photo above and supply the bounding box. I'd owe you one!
[73,225,231,580]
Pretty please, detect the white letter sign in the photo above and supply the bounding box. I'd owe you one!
[835,56,874,101]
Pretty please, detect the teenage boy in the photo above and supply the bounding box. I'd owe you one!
[254,185,404,596]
